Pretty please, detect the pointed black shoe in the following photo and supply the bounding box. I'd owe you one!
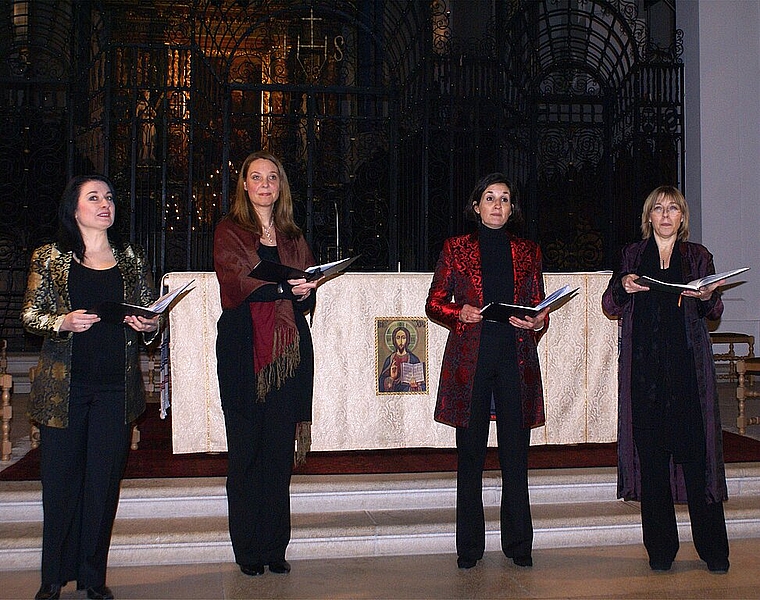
[34,584,61,600]
[512,555,533,567]
[707,560,729,574]
[268,559,291,574]
[457,556,477,569]
[86,585,114,599]
[240,563,265,576]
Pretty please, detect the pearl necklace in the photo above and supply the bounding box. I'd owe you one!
[262,221,275,244]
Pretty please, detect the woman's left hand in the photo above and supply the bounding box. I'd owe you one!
[510,307,549,331]
[288,277,319,301]
[124,314,160,333]
[681,279,725,302]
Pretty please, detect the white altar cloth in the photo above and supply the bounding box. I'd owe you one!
[164,271,618,453]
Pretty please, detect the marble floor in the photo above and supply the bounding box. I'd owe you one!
[2,540,760,600]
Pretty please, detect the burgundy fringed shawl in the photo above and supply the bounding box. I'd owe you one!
[249,300,299,400]
[214,218,314,401]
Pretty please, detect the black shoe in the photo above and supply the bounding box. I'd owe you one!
[457,556,477,569]
[512,555,533,567]
[707,560,730,574]
[240,563,265,576]
[649,561,672,572]
[34,584,61,600]
[86,586,114,600]
[268,559,291,574]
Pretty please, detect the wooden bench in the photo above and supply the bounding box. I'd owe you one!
[710,332,755,382]
[737,358,760,435]
[1,340,11,461]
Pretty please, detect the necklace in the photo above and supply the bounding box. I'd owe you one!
[659,243,674,269]
[262,221,275,244]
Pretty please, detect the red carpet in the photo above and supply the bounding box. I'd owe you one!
[2,410,760,481]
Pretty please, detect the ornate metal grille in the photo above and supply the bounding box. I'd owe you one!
[0,0,684,349]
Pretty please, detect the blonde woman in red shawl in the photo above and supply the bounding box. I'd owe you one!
[214,151,319,577]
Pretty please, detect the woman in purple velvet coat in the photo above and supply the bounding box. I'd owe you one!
[602,185,730,574]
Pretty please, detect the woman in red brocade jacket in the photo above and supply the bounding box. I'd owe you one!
[214,151,319,578]
[426,173,548,571]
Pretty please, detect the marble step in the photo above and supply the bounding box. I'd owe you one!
[0,468,626,523]
[1,464,759,570]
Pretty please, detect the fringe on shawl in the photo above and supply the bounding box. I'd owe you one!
[255,325,301,401]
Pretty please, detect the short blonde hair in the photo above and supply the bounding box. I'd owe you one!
[640,185,689,241]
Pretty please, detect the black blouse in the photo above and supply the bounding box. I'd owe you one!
[68,259,126,386]
[631,238,703,462]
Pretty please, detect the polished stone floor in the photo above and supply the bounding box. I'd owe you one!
[2,539,760,600]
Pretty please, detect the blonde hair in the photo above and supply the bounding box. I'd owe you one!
[640,185,689,241]
[227,151,301,239]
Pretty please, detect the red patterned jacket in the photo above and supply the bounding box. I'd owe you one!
[425,230,547,429]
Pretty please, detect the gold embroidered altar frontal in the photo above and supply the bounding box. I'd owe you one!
[164,272,618,453]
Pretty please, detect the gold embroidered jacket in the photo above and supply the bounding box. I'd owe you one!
[21,242,158,428]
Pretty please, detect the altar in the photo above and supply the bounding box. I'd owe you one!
[163,271,618,454]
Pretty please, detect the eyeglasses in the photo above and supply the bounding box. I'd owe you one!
[650,204,681,216]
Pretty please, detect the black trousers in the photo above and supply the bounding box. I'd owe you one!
[455,333,532,561]
[39,384,131,588]
[223,385,297,566]
[634,428,729,567]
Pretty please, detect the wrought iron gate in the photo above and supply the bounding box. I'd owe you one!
[0,0,684,350]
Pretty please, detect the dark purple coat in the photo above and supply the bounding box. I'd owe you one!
[425,230,547,429]
[602,239,727,503]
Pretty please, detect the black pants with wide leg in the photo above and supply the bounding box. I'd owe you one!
[39,383,131,589]
[224,384,297,567]
[455,331,532,562]
[634,427,729,569]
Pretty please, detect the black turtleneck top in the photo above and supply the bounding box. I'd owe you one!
[478,223,516,351]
